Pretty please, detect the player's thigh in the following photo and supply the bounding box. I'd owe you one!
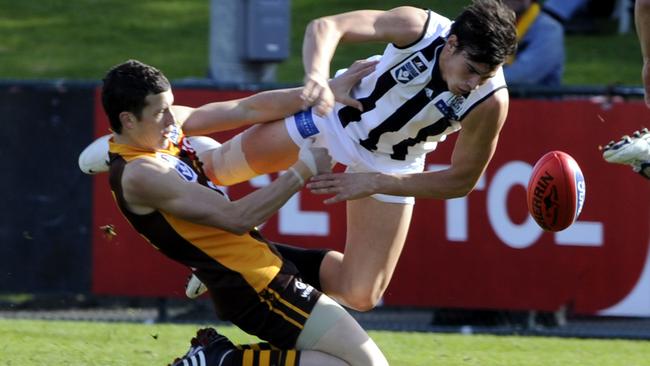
[241,119,299,173]
[344,197,413,276]
[297,295,387,366]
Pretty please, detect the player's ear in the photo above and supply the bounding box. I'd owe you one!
[120,111,137,129]
[446,35,458,52]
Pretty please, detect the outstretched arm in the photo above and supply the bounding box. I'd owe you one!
[302,6,429,116]
[123,142,332,235]
[177,59,377,136]
[177,87,303,136]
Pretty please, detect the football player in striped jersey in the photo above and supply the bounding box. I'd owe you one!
[203,0,517,312]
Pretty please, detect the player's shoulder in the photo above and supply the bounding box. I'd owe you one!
[466,88,509,123]
[384,7,450,49]
[484,87,509,107]
[122,156,170,188]
[387,6,428,20]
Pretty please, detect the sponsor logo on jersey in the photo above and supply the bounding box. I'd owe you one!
[294,279,315,299]
[393,54,428,84]
[447,95,465,115]
[182,137,196,154]
[158,153,198,182]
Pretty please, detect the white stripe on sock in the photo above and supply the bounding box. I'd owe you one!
[218,349,234,366]
[198,351,206,366]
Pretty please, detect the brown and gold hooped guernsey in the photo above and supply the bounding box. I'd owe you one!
[107,134,319,347]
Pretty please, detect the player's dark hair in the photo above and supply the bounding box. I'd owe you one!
[101,60,170,134]
[450,0,517,67]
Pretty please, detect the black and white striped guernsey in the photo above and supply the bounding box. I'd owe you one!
[335,10,507,162]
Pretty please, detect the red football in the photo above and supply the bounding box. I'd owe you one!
[527,151,586,232]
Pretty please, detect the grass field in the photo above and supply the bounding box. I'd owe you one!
[2,318,650,366]
[0,0,642,86]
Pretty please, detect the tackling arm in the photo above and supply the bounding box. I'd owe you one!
[122,144,331,235]
[178,87,304,136]
[178,59,377,136]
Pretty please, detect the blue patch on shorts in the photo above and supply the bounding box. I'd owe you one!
[294,108,319,138]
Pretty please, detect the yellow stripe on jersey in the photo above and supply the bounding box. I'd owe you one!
[109,139,180,162]
[259,296,304,330]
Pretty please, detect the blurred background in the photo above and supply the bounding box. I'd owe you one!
[2,0,650,355]
[0,0,641,85]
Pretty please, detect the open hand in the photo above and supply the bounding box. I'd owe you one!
[307,172,378,204]
[302,73,335,117]
[329,59,378,111]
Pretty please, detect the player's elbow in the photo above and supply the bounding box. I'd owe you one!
[217,219,252,236]
[306,17,338,40]
[227,224,252,236]
[217,211,256,235]
[222,205,263,235]
[446,176,479,198]
[306,18,324,34]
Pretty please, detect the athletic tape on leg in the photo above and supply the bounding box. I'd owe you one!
[298,138,318,175]
[211,134,258,185]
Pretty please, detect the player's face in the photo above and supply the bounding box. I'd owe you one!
[441,44,499,96]
[132,90,176,150]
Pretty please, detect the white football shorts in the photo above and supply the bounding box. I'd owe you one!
[284,107,426,205]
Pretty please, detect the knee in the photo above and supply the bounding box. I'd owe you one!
[339,288,383,312]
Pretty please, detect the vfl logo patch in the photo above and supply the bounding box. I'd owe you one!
[434,95,465,120]
[393,54,428,84]
[158,153,198,182]
[294,108,320,138]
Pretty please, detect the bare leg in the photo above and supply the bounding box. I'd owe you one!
[320,198,413,311]
[200,119,298,185]
[213,121,414,311]
[242,120,299,174]
[297,295,387,366]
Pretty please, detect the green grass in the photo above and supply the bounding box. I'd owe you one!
[2,319,650,366]
[0,0,642,86]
